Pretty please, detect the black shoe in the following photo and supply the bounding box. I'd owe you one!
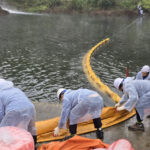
[96,130,104,140]
[63,134,75,141]
[128,122,145,131]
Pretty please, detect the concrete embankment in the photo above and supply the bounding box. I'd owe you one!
[34,101,150,150]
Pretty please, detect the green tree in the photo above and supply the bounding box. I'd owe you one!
[119,0,138,9]
[141,0,150,12]
[98,0,116,9]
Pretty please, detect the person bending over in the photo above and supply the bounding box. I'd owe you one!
[0,78,37,145]
[53,88,104,140]
[114,77,150,131]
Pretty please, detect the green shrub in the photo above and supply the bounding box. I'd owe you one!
[118,0,138,9]
[6,0,61,8]
[68,0,116,10]
[98,0,116,9]
[5,0,150,13]
[68,0,88,10]
[141,0,150,12]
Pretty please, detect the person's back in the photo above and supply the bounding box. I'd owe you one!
[125,80,150,95]
[0,79,34,114]
[114,77,150,131]
[123,80,150,113]
[136,71,142,79]
[0,79,37,145]
[63,89,102,108]
[0,87,34,113]
[55,88,104,140]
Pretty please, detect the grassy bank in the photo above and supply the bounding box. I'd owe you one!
[5,0,150,14]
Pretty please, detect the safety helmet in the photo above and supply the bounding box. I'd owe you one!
[141,65,150,73]
[57,88,66,100]
[114,78,124,89]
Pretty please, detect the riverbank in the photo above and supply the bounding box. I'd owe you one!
[0,5,148,17]
[34,101,150,150]
[0,6,9,15]
[0,5,141,17]
[40,7,139,17]
[3,0,150,16]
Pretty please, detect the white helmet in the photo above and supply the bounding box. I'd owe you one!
[114,78,124,89]
[57,88,66,99]
[141,65,150,73]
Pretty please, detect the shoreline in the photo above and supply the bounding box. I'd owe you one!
[0,6,9,15]
[1,0,150,16]
[1,5,148,17]
[42,7,139,17]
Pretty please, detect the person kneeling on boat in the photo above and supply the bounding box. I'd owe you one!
[53,88,104,140]
[0,78,37,146]
[114,77,150,131]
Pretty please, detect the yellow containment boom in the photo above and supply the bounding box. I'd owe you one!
[36,107,135,143]
[36,38,136,143]
[82,38,120,103]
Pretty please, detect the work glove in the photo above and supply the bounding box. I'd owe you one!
[115,103,120,108]
[53,127,60,136]
[116,105,125,111]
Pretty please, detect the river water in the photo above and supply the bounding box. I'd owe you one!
[0,12,149,103]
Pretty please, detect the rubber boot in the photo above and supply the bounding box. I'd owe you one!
[96,129,104,140]
[33,135,37,150]
[128,122,145,131]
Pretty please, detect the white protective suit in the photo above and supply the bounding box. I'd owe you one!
[119,78,150,120]
[136,71,150,80]
[58,89,104,129]
[0,79,36,136]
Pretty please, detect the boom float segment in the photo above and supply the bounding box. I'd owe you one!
[82,38,120,103]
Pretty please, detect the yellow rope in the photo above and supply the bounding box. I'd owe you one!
[82,38,120,103]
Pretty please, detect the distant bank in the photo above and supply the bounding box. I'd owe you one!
[0,6,9,15]
[0,5,142,17]
[2,0,150,16]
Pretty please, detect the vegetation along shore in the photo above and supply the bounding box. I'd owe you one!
[4,0,150,15]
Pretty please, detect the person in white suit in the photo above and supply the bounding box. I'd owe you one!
[0,78,37,145]
[53,88,104,140]
[114,77,150,131]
